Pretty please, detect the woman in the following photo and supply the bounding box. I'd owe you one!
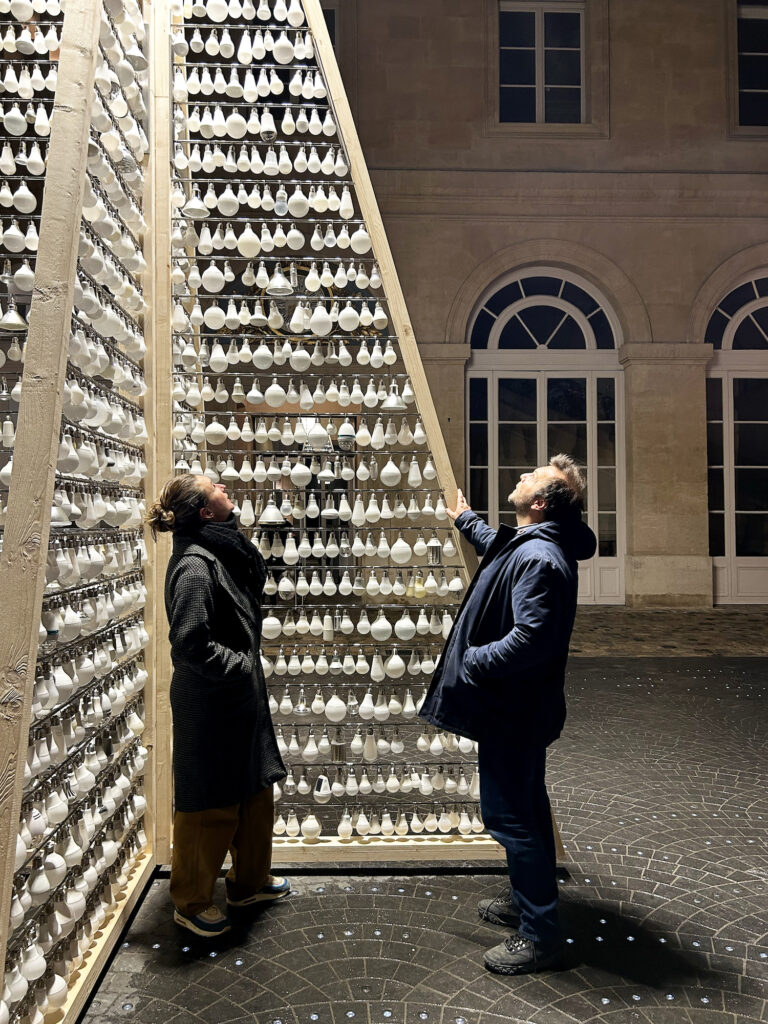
[147,474,288,938]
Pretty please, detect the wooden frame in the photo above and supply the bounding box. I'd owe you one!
[0,0,105,963]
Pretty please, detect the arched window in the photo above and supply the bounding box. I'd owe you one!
[706,275,768,602]
[466,268,624,604]
[470,271,617,351]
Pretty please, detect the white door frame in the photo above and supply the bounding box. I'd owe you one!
[707,357,768,603]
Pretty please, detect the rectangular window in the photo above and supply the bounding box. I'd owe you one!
[733,377,768,556]
[498,1,584,124]
[737,4,768,126]
[706,377,725,557]
[322,6,337,47]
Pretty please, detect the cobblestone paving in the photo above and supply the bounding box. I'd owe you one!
[82,658,768,1024]
[570,608,768,657]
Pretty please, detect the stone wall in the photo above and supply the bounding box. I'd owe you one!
[330,0,768,606]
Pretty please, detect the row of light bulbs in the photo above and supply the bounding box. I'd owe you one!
[183,0,305,26]
[274,806,486,841]
[1,63,58,98]
[44,536,142,593]
[180,180,352,219]
[174,141,346,180]
[173,62,325,100]
[173,259,380,296]
[279,763,480,800]
[263,646,443,682]
[0,141,47,176]
[0,23,60,58]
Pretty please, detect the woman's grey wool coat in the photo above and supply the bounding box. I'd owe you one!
[165,534,285,813]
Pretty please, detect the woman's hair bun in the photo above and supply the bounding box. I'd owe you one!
[145,499,175,534]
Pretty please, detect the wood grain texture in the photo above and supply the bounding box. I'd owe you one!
[0,0,102,961]
[145,0,175,863]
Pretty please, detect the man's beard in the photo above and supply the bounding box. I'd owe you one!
[509,488,532,516]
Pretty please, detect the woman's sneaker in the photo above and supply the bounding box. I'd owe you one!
[173,905,231,937]
[227,875,291,907]
[477,888,519,927]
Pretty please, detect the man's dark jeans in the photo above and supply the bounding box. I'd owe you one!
[478,739,560,948]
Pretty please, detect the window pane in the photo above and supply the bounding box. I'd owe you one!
[469,468,489,508]
[500,86,536,122]
[545,86,581,123]
[470,309,495,350]
[734,378,768,420]
[544,11,581,47]
[500,48,536,85]
[597,423,616,464]
[469,423,489,466]
[500,9,535,46]
[499,315,537,349]
[598,513,616,557]
[545,49,581,86]
[709,513,725,557]
[521,275,563,297]
[499,512,518,529]
[739,90,768,126]
[518,305,566,342]
[484,280,524,315]
[707,468,724,511]
[707,423,724,465]
[547,423,587,463]
[547,378,586,420]
[736,513,768,556]
[589,308,616,349]
[735,468,768,511]
[498,378,537,420]
[706,377,723,421]
[322,8,336,46]
[705,309,729,348]
[738,17,768,53]
[596,378,616,421]
[597,467,616,511]
[739,53,768,89]
[498,422,538,464]
[733,314,768,349]
[734,423,768,465]
[499,467,529,506]
[547,315,586,349]
[562,281,599,316]
[720,281,756,316]
[469,377,488,420]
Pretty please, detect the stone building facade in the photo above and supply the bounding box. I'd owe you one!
[326,0,768,607]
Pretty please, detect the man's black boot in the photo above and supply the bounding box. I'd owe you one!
[483,930,563,975]
[477,888,520,927]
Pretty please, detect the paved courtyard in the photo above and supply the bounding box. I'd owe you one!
[81,655,768,1024]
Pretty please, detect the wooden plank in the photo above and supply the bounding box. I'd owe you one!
[0,0,102,963]
[44,853,155,1024]
[300,1,567,864]
[145,0,175,864]
[272,836,506,864]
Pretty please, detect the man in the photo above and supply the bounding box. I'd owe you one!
[420,454,596,975]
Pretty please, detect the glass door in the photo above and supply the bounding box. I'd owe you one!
[467,371,624,603]
[708,373,768,602]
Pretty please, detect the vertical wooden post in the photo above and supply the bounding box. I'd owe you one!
[144,0,174,863]
[0,0,102,959]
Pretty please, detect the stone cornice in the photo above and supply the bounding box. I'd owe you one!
[619,342,714,366]
[371,170,768,220]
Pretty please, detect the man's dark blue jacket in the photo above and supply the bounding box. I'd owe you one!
[419,510,597,745]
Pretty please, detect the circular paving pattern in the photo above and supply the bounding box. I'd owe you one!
[82,658,768,1024]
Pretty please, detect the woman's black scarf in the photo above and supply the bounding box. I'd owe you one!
[184,514,266,601]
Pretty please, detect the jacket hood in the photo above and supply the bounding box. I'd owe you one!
[523,517,597,561]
